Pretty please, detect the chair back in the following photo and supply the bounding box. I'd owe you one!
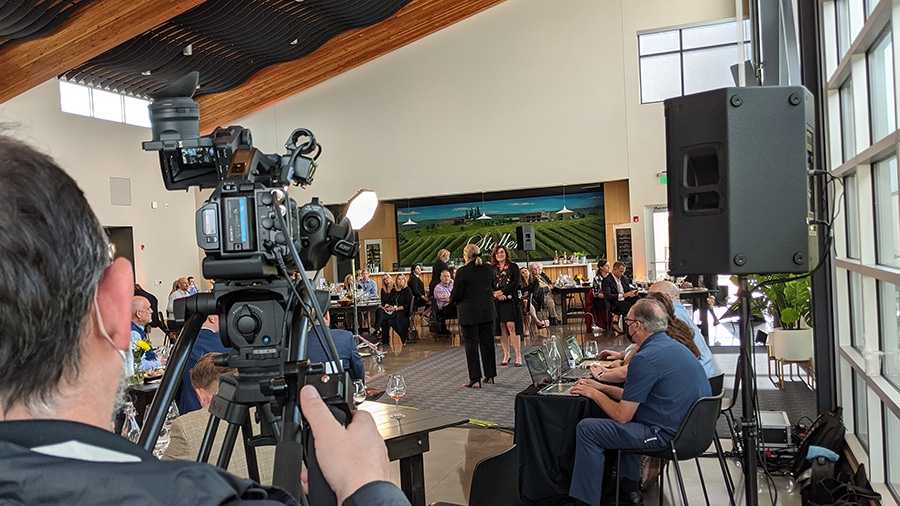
[669,393,724,461]
[708,373,725,397]
[469,444,518,506]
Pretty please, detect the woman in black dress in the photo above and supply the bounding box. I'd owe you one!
[450,244,497,388]
[408,264,428,310]
[491,245,523,367]
[382,273,413,345]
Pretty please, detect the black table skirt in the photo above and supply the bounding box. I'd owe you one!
[514,386,606,505]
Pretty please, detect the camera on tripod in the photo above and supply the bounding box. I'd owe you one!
[139,72,371,502]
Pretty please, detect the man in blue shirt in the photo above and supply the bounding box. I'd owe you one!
[357,269,379,300]
[131,295,152,343]
[178,313,231,414]
[308,311,365,381]
[650,280,721,378]
[569,298,711,506]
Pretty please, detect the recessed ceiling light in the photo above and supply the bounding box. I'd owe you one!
[290,39,299,45]
[141,70,151,76]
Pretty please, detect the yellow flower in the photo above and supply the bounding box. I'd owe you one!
[136,340,151,352]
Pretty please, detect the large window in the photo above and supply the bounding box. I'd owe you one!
[854,371,869,449]
[882,280,900,386]
[850,271,866,349]
[840,79,856,161]
[886,406,900,498]
[868,30,895,143]
[58,81,151,128]
[845,173,861,258]
[875,157,900,267]
[638,20,752,103]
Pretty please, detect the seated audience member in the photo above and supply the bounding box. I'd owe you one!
[371,274,394,340]
[432,269,456,334]
[308,311,365,381]
[601,261,639,330]
[381,274,412,345]
[0,134,409,505]
[568,299,710,506]
[178,314,231,415]
[134,283,162,330]
[343,273,356,292]
[585,258,611,332]
[529,263,560,325]
[519,267,547,335]
[163,353,276,484]
[187,276,200,295]
[649,281,721,378]
[357,268,379,300]
[408,264,429,310]
[166,277,191,320]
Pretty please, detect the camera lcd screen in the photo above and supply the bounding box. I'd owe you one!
[180,146,216,166]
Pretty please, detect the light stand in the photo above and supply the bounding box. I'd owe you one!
[738,275,758,506]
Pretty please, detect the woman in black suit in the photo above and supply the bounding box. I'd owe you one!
[408,264,428,310]
[491,245,523,367]
[428,248,451,298]
[450,244,497,388]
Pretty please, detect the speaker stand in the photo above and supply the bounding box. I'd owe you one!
[738,275,758,506]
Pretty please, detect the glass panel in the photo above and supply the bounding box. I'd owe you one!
[91,89,123,123]
[683,45,743,95]
[850,271,865,349]
[868,32,896,143]
[640,53,682,103]
[682,21,740,49]
[836,0,852,57]
[875,157,900,267]
[840,79,856,161]
[123,96,151,128]
[854,371,869,449]
[639,30,680,56]
[865,0,877,18]
[882,281,900,387]
[58,81,91,117]
[885,406,900,500]
[845,173,861,258]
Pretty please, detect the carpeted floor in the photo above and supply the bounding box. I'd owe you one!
[367,346,538,429]
[367,345,818,434]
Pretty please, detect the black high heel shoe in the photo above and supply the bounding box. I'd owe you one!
[462,379,481,388]
[483,377,495,384]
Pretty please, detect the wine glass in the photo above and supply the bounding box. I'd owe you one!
[584,340,599,359]
[386,373,407,419]
[352,379,367,406]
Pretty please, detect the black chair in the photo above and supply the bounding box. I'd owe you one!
[705,373,736,505]
[430,444,518,506]
[428,298,456,341]
[615,392,729,506]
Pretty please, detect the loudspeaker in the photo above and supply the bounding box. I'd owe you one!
[516,225,536,251]
[665,86,813,275]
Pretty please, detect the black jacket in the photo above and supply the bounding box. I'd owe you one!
[450,261,496,326]
[429,260,450,294]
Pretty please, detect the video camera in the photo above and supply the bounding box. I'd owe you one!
[139,72,359,502]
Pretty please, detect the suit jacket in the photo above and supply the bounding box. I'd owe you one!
[308,325,365,380]
[162,406,276,485]
[408,274,427,308]
[601,273,636,312]
[429,260,450,293]
[450,261,496,326]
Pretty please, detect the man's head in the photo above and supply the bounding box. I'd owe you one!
[132,295,152,327]
[529,263,541,277]
[187,276,196,287]
[440,269,452,285]
[359,269,370,281]
[202,314,220,333]
[177,277,189,291]
[190,353,237,408]
[0,134,134,424]
[649,280,680,301]
[612,261,626,278]
[625,299,668,344]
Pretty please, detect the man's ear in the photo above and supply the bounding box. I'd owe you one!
[196,387,212,407]
[95,257,135,349]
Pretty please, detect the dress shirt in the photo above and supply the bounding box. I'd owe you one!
[358,279,378,299]
[433,281,453,310]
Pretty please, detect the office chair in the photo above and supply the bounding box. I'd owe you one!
[430,444,518,506]
[615,393,730,506]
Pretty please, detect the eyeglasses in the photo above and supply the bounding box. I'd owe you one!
[623,318,641,327]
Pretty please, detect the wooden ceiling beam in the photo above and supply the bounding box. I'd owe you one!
[0,0,205,104]
[197,0,506,132]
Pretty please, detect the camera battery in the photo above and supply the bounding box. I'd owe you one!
[758,410,793,448]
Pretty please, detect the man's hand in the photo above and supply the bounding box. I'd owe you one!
[299,385,391,504]
[598,349,621,360]
[571,382,600,400]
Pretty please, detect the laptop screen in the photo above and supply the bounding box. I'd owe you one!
[566,335,584,363]
[524,349,552,388]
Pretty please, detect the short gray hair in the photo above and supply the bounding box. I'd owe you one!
[632,299,668,333]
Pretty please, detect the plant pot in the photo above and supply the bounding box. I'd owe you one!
[770,328,813,361]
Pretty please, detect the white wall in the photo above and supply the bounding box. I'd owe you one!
[233,0,736,277]
[0,80,203,305]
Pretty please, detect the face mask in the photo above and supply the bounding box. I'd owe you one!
[624,320,635,344]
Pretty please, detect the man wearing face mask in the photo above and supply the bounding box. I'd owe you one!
[567,299,710,506]
[0,135,409,505]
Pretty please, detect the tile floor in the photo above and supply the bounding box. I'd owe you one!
[360,317,803,505]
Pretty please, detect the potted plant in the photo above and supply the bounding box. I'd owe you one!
[750,275,814,385]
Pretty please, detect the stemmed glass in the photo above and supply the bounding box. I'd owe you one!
[352,380,367,406]
[386,373,407,419]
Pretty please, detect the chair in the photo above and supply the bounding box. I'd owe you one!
[430,445,518,506]
[705,373,736,505]
[616,392,730,506]
[428,298,457,341]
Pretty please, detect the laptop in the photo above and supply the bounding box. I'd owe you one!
[565,335,613,369]
[524,350,578,396]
